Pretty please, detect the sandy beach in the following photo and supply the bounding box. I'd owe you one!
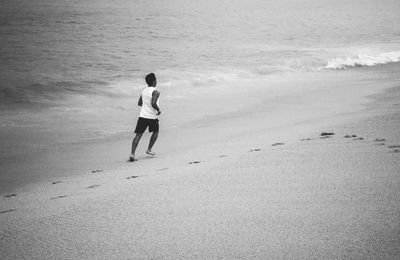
[1,63,399,259]
[1,1,400,258]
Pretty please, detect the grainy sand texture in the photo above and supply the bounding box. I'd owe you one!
[1,67,400,259]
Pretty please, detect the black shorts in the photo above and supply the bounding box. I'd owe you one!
[134,117,159,134]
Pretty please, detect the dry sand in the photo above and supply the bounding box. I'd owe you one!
[1,68,400,259]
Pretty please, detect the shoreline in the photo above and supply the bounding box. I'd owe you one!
[1,63,400,193]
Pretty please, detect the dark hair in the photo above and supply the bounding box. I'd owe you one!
[145,73,156,86]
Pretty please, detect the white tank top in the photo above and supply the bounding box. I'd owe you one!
[139,87,159,119]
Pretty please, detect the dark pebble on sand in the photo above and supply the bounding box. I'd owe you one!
[321,132,335,136]
[188,161,201,164]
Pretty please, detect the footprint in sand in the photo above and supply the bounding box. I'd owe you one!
[0,209,16,214]
[188,161,201,164]
[52,181,62,185]
[50,195,69,200]
[4,194,17,198]
[250,148,262,152]
[86,185,100,189]
[126,176,139,179]
[92,170,104,173]
[388,145,400,154]
[272,143,284,146]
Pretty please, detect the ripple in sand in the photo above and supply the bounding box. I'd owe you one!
[0,209,16,214]
[86,185,100,189]
[50,195,69,200]
[320,136,331,139]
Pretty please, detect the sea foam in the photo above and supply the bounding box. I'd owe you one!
[320,51,400,70]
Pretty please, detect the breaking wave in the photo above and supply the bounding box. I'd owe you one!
[320,51,400,70]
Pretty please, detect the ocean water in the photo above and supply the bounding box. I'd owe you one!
[1,0,400,191]
[2,0,400,104]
